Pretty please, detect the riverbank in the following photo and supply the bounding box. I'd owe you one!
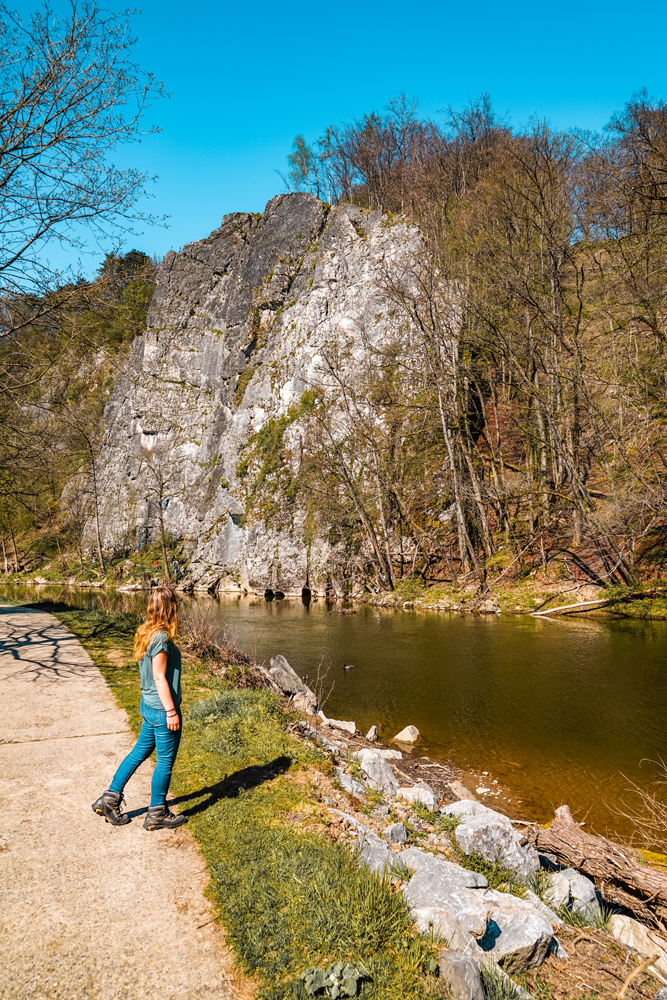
[3,572,667,621]
[13,598,667,1000]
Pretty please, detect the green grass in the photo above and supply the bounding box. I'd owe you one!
[40,603,441,999]
[454,849,527,898]
[555,902,614,931]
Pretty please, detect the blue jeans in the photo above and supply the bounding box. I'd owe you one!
[109,698,182,807]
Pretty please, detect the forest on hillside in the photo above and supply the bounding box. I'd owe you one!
[260,93,667,592]
[0,1,665,594]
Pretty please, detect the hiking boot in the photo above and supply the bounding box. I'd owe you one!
[143,805,187,831]
[92,790,131,826]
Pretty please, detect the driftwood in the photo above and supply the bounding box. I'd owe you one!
[528,805,667,928]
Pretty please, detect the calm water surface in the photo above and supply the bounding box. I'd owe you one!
[4,585,666,835]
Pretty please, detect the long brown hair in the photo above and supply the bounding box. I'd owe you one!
[133,586,179,660]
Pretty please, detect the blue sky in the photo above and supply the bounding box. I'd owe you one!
[24,0,667,273]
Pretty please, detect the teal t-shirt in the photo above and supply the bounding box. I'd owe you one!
[139,630,182,711]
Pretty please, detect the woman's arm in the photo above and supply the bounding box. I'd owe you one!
[152,650,180,731]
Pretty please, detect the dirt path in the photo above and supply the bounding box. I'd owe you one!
[0,606,241,1000]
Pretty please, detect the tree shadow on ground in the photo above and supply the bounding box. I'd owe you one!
[125,755,293,819]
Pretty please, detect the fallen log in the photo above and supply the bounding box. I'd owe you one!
[527,805,667,928]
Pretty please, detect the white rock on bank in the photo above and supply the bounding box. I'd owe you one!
[403,867,489,938]
[318,711,356,735]
[437,949,484,1000]
[269,655,317,711]
[353,748,402,762]
[329,809,391,875]
[383,821,407,845]
[403,862,553,969]
[366,725,378,741]
[393,725,420,743]
[483,889,554,967]
[357,751,399,796]
[397,782,439,811]
[399,847,488,887]
[443,800,539,879]
[544,871,570,909]
[524,889,564,928]
[610,915,667,984]
[335,769,366,798]
[559,868,600,916]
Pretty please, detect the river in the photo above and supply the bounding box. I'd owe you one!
[3,584,666,838]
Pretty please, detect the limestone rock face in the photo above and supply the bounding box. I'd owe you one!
[92,193,422,595]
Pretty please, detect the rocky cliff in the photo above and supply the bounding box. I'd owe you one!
[94,193,420,595]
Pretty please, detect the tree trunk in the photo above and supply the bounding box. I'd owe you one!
[88,449,105,574]
[528,804,667,927]
[9,523,19,572]
[159,508,171,582]
[1,535,7,573]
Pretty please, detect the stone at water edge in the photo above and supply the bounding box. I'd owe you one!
[437,950,484,1000]
[393,724,420,743]
[383,822,407,845]
[397,782,439,811]
[328,719,356,736]
[365,725,378,741]
[292,691,317,714]
[269,655,312,698]
[442,800,539,880]
[448,780,479,802]
[353,748,402,763]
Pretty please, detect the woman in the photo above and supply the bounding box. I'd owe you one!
[92,586,186,830]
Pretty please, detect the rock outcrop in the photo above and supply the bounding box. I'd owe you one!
[93,193,421,595]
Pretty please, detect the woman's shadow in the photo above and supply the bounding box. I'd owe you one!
[126,755,292,819]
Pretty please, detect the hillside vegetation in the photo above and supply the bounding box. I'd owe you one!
[2,93,667,603]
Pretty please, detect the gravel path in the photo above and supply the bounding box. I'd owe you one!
[0,606,239,1000]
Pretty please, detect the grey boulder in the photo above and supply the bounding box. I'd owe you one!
[438,950,484,1000]
[399,848,488,888]
[560,868,600,916]
[482,889,554,968]
[443,800,539,879]
[383,821,407,845]
[357,751,399,795]
[336,769,367,798]
[397,782,439,811]
[329,809,392,875]
[524,889,564,928]
[269,655,317,711]
[403,868,490,937]
[402,853,553,969]
[544,871,570,908]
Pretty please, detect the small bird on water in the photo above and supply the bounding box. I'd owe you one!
[343,663,354,670]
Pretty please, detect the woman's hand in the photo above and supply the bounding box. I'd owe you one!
[166,709,180,731]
